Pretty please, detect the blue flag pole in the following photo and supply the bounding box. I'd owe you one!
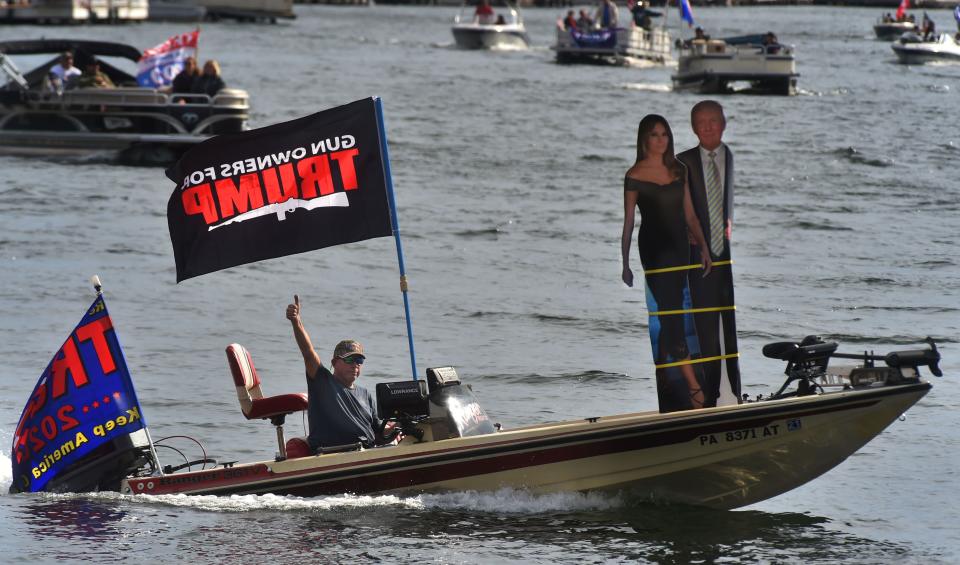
[373,97,418,381]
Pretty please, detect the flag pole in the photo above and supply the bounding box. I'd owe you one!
[372,97,418,381]
[90,274,165,476]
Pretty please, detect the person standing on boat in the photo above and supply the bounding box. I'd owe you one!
[286,295,380,452]
[677,101,742,408]
[475,0,495,25]
[596,0,619,29]
[621,115,712,412]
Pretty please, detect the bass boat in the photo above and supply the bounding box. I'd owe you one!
[12,303,942,510]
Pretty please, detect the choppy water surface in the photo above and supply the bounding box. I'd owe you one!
[1,6,958,563]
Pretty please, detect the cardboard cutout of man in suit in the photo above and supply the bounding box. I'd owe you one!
[676,100,742,407]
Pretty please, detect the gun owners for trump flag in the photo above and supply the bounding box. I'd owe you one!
[166,98,393,281]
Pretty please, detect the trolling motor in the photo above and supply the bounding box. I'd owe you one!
[762,336,941,399]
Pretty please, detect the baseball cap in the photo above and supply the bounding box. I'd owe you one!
[334,340,365,360]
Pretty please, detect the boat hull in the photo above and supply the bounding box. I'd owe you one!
[451,25,529,50]
[123,381,930,509]
[874,22,915,41]
[892,43,960,64]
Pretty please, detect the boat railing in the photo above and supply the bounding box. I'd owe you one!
[680,39,792,57]
[22,86,249,110]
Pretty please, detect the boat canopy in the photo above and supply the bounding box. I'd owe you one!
[721,34,768,46]
[0,39,141,91]
[0,39,143,61]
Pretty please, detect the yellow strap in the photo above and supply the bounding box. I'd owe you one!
[644,260,733,275]
[649,305,736,316]
[655,352,741,369]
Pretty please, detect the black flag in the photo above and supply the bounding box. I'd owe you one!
[166,98,393,282]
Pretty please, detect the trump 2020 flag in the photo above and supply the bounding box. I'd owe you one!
[166,97,393,282]
[679,0,695,27]
[136,30,199,88]
[10,295,147,493]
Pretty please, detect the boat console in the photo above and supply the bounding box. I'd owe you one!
[763,335,941,399]
[376,366,497,445]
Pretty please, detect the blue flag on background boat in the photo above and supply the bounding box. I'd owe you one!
[679,0,695,27]
[10,295,147,493]
[136,30,199,88]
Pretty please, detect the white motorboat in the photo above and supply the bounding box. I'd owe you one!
[672,34,798,96]
[553,20,671,65]
[892,32,960,64]
[874,20,917,41]
[0,39,249,165]
[451,1,530,50]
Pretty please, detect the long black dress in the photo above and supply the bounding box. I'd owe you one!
[625,174,701,412]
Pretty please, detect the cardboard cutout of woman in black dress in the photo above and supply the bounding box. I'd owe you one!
[621,115,712,412]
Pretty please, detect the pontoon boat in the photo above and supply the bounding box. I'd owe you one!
[672,34,798,95]
[0,39,248,165]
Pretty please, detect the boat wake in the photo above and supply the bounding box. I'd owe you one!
[9,487,621,515]
[621,83,671,93]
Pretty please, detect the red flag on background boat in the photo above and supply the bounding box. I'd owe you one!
[896,0,909,21]
[166,98,393,282]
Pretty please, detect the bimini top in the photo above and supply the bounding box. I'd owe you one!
[0,39,142,61]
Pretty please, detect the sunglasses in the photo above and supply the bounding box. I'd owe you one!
[340,355,365,365]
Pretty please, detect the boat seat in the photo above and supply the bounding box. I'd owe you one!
[226,343,308,460]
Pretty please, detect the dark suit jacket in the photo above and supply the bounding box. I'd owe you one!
[677,144,734,260]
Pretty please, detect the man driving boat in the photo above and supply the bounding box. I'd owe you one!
[286,294,379,453]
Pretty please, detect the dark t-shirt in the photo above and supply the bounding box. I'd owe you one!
[306,365,378,451]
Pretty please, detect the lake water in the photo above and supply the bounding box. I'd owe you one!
[0,5,958,563]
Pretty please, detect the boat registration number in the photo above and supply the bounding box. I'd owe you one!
[699,424,780,446]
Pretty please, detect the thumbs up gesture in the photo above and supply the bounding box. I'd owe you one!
[286,294,301,323]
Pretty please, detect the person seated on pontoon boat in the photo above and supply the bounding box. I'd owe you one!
[475,0,495,25]
[563,10,578,30]
[75,58,115,89]
[171,56,200,95]
[286,295,381,452]
[577,9,594,29]
[595,0,619,29]
[762,31,781,54]
[882,13,893,23]
[495,14,506,25]
[48,52,82,91]
[191,59,226,98]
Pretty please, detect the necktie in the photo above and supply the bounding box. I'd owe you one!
[706,151,725,257]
